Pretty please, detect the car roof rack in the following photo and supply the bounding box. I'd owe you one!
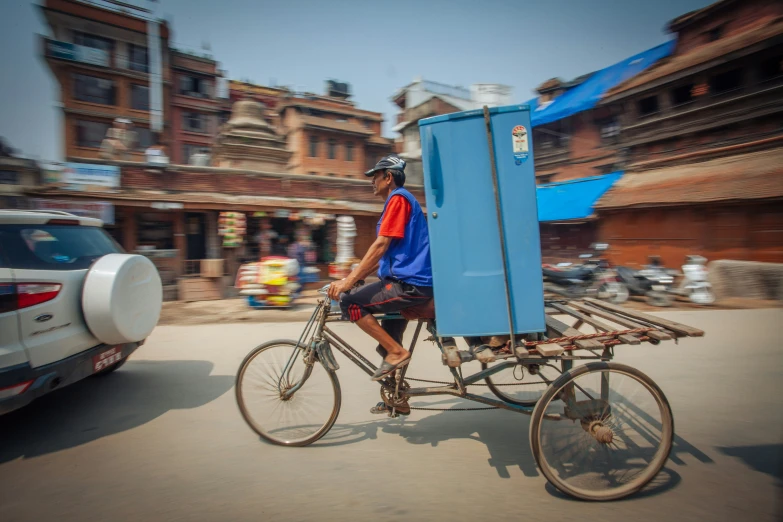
[0,209,79,217]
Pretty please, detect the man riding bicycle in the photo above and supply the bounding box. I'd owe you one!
[328,155,433,384]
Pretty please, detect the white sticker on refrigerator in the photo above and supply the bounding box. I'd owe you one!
[512,125,529,165]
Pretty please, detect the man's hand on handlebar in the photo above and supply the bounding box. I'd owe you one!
[327,278,365,301]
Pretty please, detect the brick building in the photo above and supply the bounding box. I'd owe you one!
[169,49,222,164]
[40,0,171,162]
[595,0,783,266]
[278,82,394,177]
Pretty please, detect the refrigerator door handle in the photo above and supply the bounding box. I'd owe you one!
[425,129,444,207]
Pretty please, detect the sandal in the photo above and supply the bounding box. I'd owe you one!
[370,401,411,415]
[370,355,411,381]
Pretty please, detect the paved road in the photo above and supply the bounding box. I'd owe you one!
[1,309,781,522]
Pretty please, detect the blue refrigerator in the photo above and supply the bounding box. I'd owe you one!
[419,105,545,337]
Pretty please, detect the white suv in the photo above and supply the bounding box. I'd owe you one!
[0,210,162,415]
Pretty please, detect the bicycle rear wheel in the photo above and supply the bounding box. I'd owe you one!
[530,362,673,501]
[236,340,341,446]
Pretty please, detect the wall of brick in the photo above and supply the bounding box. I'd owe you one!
[120,166,425,206]
[535,111,620,183]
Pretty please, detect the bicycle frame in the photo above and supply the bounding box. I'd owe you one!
[289,299,610,417]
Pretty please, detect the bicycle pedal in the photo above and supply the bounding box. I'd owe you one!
[441,346,462,368]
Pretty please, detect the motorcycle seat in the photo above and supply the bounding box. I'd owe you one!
[543,266,592,280]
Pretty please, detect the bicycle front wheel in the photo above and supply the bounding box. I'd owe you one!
[530,362,673,501]
[236,340,341,446]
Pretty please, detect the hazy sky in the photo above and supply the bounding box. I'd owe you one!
[0,0,713,162]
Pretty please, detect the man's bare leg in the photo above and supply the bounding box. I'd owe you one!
[355,314,409,365]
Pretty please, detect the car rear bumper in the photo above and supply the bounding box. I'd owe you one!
[0,341,142,416]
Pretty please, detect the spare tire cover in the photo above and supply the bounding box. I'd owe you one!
[82,254,163,345]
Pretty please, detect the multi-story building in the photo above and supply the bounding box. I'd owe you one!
[391,78,513,184]
[525,43,674,262]
[278,81,394,178]
[596,0,783,265]
[169,48,222,165]
[39,0,170,162]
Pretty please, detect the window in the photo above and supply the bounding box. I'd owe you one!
[130,84,149,110]
[182,112,209,133]
[0,224,122,271]
[671,83,694,106]
[707,25,724,42]
[0,171,18,185]
[309,135,318,157]
[128,43,149,73]
[135,127,154,150]
[599,118,620,142]
[73,73,116,105]
[637,95,659,117]
[75,120,110,148]
[345,142,354,161]
[758,55,783,82]
[182,144,209,164]
[73,31,113,54]
[710,68,743,95]
[328,139,337,160]
[179,75,212,98]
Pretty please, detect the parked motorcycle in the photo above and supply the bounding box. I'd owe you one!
[542,244,630,304]
[671,255,716,305]
[615,256,677,307]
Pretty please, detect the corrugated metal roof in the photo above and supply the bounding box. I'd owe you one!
[537,172,623,222]
[595,148,783,209]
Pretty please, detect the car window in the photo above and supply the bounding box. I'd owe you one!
[0,224,123,270]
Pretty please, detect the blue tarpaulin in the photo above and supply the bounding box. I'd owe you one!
[537,172,623,222]
[526,40,675,127]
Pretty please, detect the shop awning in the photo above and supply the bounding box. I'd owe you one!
[595,148,783,210]
[537,172,623,222]
[525,40,675,127]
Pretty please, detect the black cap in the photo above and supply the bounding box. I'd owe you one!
[365,154,406,186]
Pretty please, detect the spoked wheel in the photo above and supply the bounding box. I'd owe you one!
[482,361,562,406]
[236,340,341,446]
[530,362,673,501]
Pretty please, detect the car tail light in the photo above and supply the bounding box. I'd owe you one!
[16,283,62,309]
[46,219,80,225]
[0,380,33,400]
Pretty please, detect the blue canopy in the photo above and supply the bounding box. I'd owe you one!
[527,40,675,127]
[537,172,623,222]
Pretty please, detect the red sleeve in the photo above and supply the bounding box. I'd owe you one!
[378,195,411,239]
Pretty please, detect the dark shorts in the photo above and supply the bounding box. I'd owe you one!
[340,278,433,322]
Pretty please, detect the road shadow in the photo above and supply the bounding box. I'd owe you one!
[717,444,783,481]
[312,393,711,501]
[0,360,234,465]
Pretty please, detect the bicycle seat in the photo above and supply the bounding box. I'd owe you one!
[400,298,436,320]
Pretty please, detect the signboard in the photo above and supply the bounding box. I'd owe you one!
[31,199,115,225]
[61,163,120,189]
[229,80,284,98]
[151,202,184,210]
[46,39,109,67]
